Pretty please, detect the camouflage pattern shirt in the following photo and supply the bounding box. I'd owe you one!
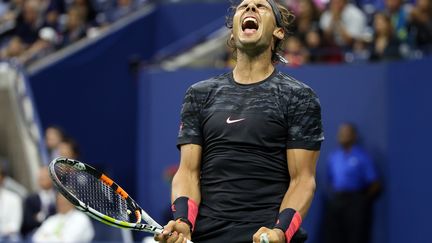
[177,69,324,222]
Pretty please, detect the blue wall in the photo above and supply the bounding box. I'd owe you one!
[137,57,432,243]
[387,59,432,243]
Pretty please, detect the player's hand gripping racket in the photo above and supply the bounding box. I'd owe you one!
[49,157,193,243]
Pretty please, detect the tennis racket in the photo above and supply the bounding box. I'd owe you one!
[49,157,193,243]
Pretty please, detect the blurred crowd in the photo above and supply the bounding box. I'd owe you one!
[0,0,149,65]
[227,0,432,67]
[1,0,430,67]
[0,125,94,242]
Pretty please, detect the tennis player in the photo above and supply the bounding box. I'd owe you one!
[155,0,324,242]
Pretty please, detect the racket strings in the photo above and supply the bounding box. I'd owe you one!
[54,163,136,223]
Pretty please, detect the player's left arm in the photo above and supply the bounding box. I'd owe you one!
[281,149,319,217]
[253,149,319,243]
[254,86,323,243]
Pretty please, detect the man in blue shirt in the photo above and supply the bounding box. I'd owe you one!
[324,123,380,243]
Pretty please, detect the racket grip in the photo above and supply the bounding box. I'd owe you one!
[186,240,193,243]
[260,233,269,243]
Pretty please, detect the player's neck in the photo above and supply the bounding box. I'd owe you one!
[233,51,274,84]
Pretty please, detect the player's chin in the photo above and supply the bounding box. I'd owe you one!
[238,36,261,47]
[239,31,265,45]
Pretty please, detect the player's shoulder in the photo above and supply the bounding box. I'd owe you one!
[274,70,318,97]
[189,72,231,92]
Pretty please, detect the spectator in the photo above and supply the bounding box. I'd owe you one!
[319,0,367,48]
[41,0,65,29]
[61,7,87,46]
[370,12,402,61]
[293,0,321,42]
[285,0,326,13]
[283,36,309,67]
[21,166,56,238]
[32,193,94,242]
[0,163,22,241]
[70,0,98,25]
[0,36,26,59]
[323,123,381,243]
[304,28,324,62]
[14,0,43,44]
[384,0,411,43]
[58,138,80,159]
[17,26,59,64]
[345,37,371,63]
[45,126,66,161]
[0,0,24,31]
[409,0,432,53]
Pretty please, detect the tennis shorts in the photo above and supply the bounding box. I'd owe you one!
[192,215,308,243]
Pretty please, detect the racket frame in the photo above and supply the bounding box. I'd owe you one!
[49,157,163,234]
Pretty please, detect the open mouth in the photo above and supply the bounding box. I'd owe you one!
[241,17,259,33]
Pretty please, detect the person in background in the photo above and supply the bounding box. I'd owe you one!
[0,36,26,60]
[344,36,371,63]
[292,0,323,62]
[293,0,321,43]
[32,193,94,242]
[284,36,309,66]
[45,126,66,161]
[58,138,80,159]
[304,28,324,62]
[69,0,98,26]
[61,7,87,47]
[13,0,43,45]
[319,0,367,62]
[41,0,65,29]
[384,0,411,43]
[21,166,57,238]
[0,163,23,242]
[409,0,432,53]
[323,123,381,243]
[370,12,401,61]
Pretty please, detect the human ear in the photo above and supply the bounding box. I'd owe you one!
[273,27,284,40]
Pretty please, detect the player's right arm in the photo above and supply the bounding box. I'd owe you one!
[154,144,202,243]
[156,86,204,243]
[172,144,202,204]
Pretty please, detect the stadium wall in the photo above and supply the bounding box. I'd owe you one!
[137,57,432,243]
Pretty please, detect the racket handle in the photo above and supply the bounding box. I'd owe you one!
[186,240,193,243]
[260,233,269,243]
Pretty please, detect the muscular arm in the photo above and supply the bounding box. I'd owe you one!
[253,149,320,243]
[280,149,320,217]
[171,144,202,203]
[155,144,202,243]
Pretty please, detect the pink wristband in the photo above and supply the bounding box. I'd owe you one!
[274,208,302,243]
[172,197,198,231]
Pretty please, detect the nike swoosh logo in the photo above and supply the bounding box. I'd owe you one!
[226,117,245,124]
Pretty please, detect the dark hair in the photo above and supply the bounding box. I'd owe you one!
[46,125,66,140]
[61,137,80,158]
[225,0,295,63]
[342,122,358,135]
